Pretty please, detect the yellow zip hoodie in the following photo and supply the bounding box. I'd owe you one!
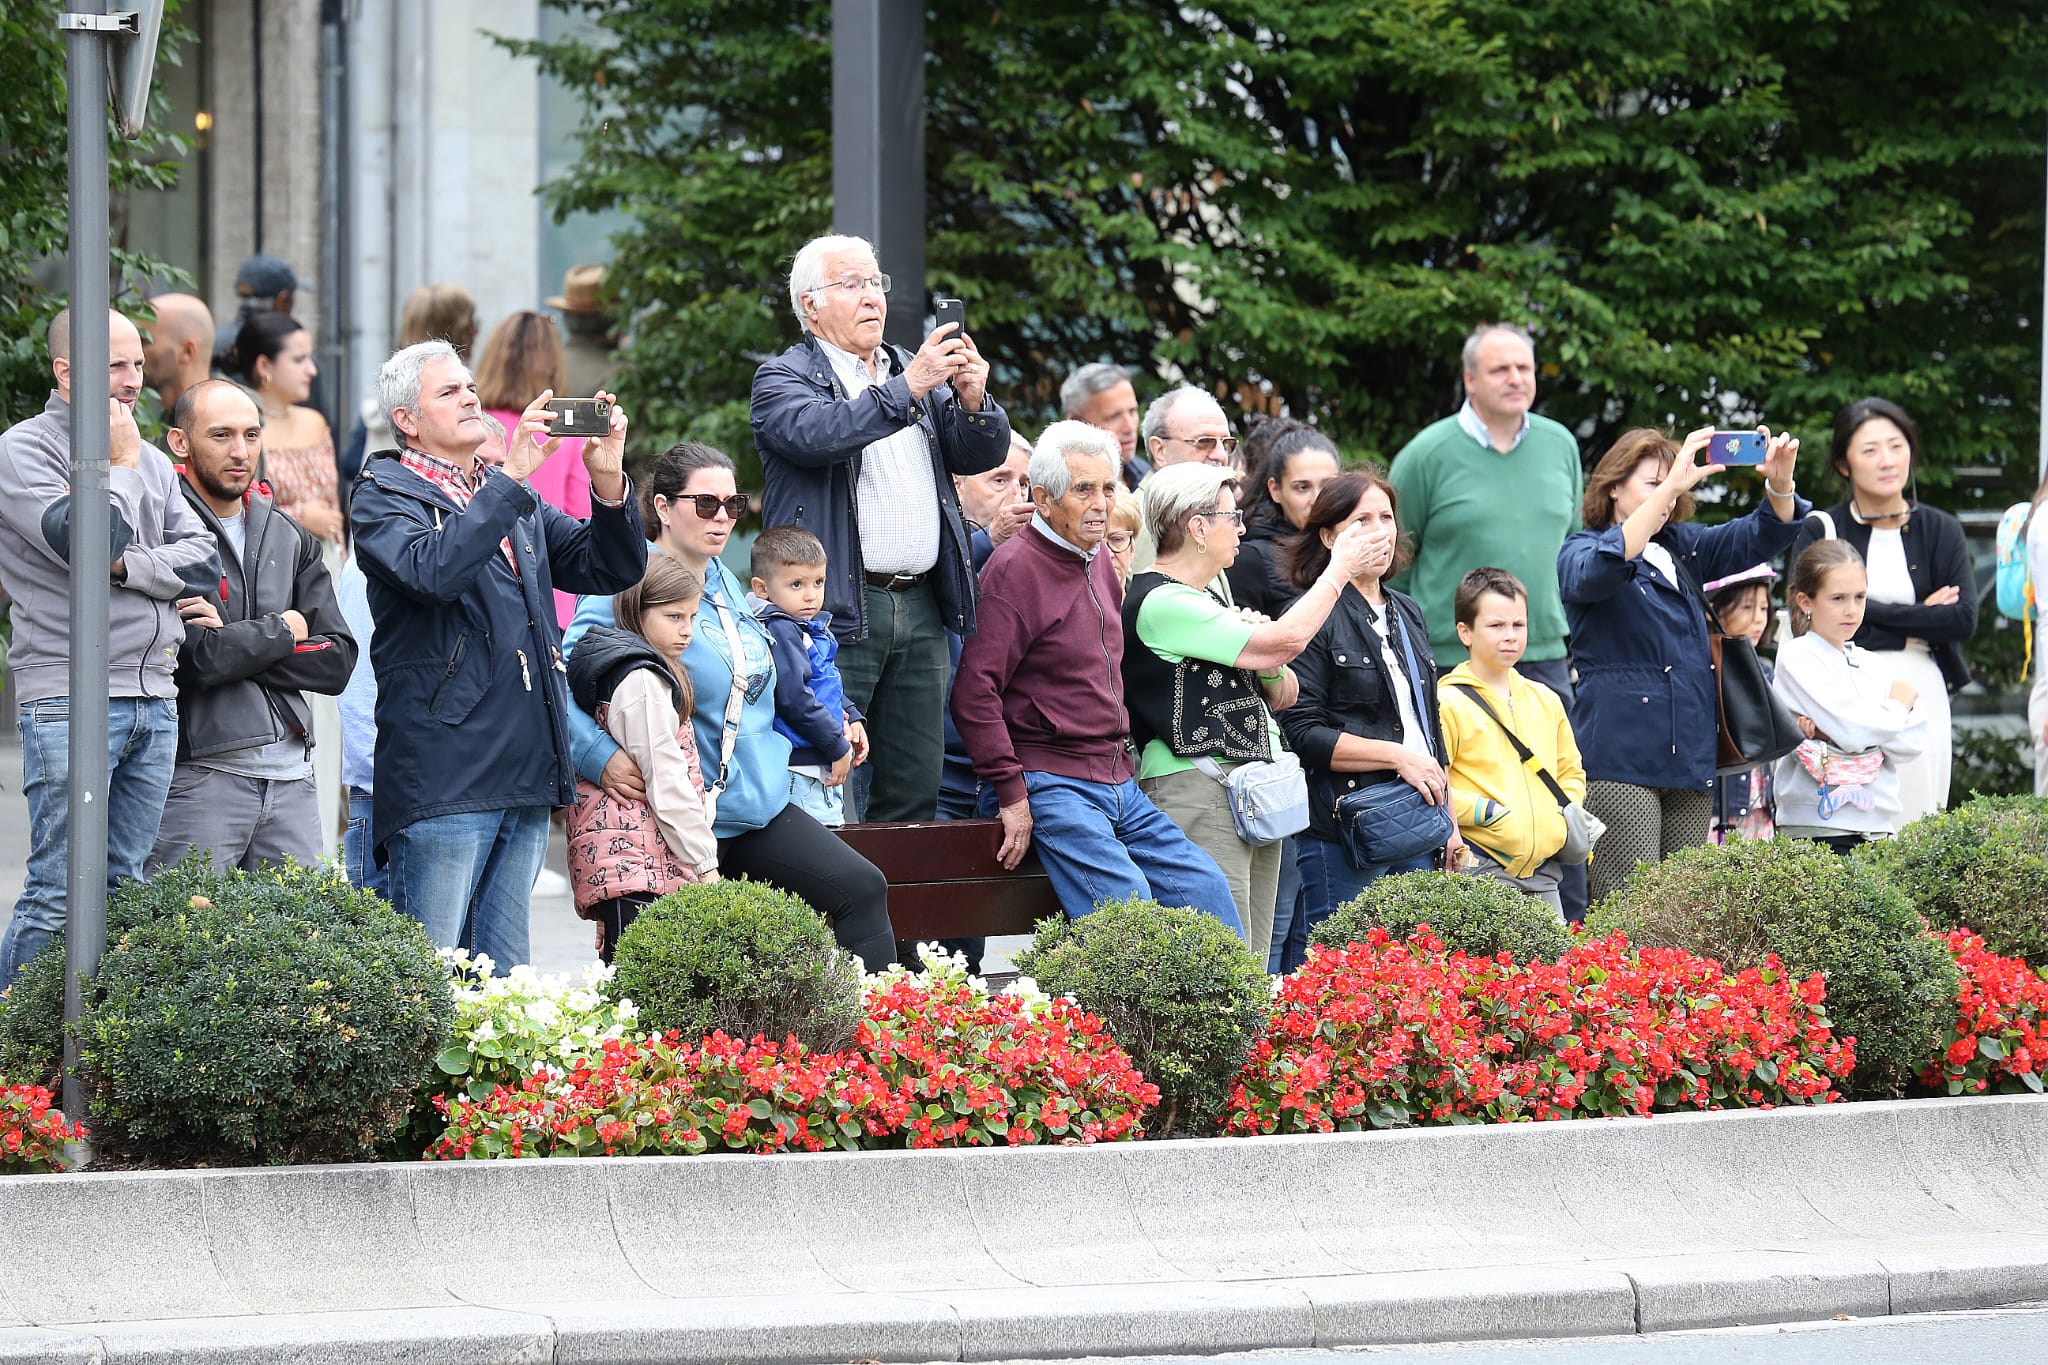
[1435,662,1587,877]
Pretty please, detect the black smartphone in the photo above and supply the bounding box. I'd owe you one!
[544,397,612,438]
[933,297,967,337]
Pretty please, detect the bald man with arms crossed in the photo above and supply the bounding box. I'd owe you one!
[0,307,220,988]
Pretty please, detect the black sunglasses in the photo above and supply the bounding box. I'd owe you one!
[663,493,751,521]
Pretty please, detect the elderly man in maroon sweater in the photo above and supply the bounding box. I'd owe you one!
[951,421,1241,933]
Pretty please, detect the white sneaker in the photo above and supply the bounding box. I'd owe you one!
[532,866,572,898]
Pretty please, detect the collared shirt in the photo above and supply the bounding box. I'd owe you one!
[813,335,941,575]
[1455,400,1529,454]
[1030,512,1096,561]
[399,446,517,575]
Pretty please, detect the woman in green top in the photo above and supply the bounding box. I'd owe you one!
[1121,464,1372,952]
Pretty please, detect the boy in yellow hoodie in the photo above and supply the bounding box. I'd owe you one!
[1435,568,1586,914]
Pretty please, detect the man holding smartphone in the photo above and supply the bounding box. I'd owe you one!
[752,233,1013,824]
[349,343,645,972]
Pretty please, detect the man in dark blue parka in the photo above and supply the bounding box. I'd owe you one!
[349,341,645,971]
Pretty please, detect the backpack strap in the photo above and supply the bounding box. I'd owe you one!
[1804,509,1838,542]
[1449,682,1571,811]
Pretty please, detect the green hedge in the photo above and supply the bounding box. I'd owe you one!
[605,879,863,1051]
[1864,796,2048,965]
[1309,870,1572,963]
[1014,897,1268,1137]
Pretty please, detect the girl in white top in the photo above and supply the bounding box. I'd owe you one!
[1771,540,1927,850]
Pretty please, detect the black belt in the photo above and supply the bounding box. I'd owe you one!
[864,570,928,590]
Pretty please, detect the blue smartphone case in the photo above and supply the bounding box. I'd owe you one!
[1710,431,1767,465]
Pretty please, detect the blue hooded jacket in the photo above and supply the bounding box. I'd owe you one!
[749,599,863,767]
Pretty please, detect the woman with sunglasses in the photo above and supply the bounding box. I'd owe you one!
[562,442,895,968]
[1123,464,1372,956]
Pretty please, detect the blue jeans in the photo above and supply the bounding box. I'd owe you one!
[787,769,845,826]
[1278,833,1433,973]
[2,697,180,988]
[343,787,389,900]
[1268,834,1302,973]
[383,806,549,974]
[1021,771,1242,937]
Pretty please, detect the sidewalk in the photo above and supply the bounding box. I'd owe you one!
[0,730,1023,978]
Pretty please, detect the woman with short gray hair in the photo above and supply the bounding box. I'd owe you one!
[1120,463,1374,953]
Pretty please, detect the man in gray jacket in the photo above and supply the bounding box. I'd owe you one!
[148,380,356,873]
[0,308,220,987]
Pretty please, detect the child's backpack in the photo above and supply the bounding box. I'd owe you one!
[1995,500,2037,678]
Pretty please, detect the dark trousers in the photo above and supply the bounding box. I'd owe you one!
[1511,656,1589,923]
[719,802,898,971]
[838,580,950,824]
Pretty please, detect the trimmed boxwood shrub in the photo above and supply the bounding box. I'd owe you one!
[0,853,300,1097]
[1013,897,1268,1138]
[0,933,65,1092]
[1863,796,2048,965]
[605,879,863,1052]
[78,859,454,1165]
[1587,838,1956,1098]
[1309,870,1572,963]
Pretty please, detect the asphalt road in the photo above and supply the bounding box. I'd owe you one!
[1002,1305,2048,1365]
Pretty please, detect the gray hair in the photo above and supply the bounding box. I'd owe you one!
[1140,383,1220,444]
[1059,362,1131,417]
[787,233,877,329]
[379,339,461,436]
[1029,420,1119,500]
[1460,322,1536,376]
[1140,462,1240,557]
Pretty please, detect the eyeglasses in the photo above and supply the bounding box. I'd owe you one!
[808,273,892,298]
[1104,530,1135,552]
[1195,508,1246,528]
[1167,433,1240,458]
[663,493,751,521]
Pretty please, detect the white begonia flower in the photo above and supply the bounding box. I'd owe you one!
[472,1019,498,1043]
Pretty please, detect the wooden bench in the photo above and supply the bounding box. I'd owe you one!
[834,819,1062,942]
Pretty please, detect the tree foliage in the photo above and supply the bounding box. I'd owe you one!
[0,1,192,423]
[514,0,2046,499]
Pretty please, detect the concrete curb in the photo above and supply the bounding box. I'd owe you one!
[0,1095,2043,1362]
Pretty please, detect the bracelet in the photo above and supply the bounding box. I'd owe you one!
[1766,477,1796,498]
[1259,669,1287,682]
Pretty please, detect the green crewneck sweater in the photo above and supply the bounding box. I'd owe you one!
[1386,412,1583,665]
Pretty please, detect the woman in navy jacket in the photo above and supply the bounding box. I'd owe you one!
[1559,425,1808,901]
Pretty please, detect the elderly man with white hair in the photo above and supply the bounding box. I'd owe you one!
[348,340,645,972]
[952,421,1240,934]
[752,233,1012,823]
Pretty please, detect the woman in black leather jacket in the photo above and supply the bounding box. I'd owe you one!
[1277,470,1461,971]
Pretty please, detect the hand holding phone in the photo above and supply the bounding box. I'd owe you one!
[933,297,967,337]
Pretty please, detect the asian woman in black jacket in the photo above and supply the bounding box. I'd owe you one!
[1789,398,1975,823]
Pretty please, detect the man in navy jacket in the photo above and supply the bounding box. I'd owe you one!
[751,233,1010,823]
[349,341,645,971]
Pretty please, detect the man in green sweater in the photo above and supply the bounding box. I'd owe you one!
[1388,323,1583,691]
[1388,323,1587,919]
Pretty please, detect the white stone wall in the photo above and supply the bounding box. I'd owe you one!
[346,0,542,407]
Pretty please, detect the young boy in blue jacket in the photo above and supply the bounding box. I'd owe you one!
[749,526,867,825]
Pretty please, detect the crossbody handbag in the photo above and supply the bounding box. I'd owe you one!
[1448,683,1606,864]
[1332,603,1455,870]
[1192,752,1310,847]
[1672,554,1804,776]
